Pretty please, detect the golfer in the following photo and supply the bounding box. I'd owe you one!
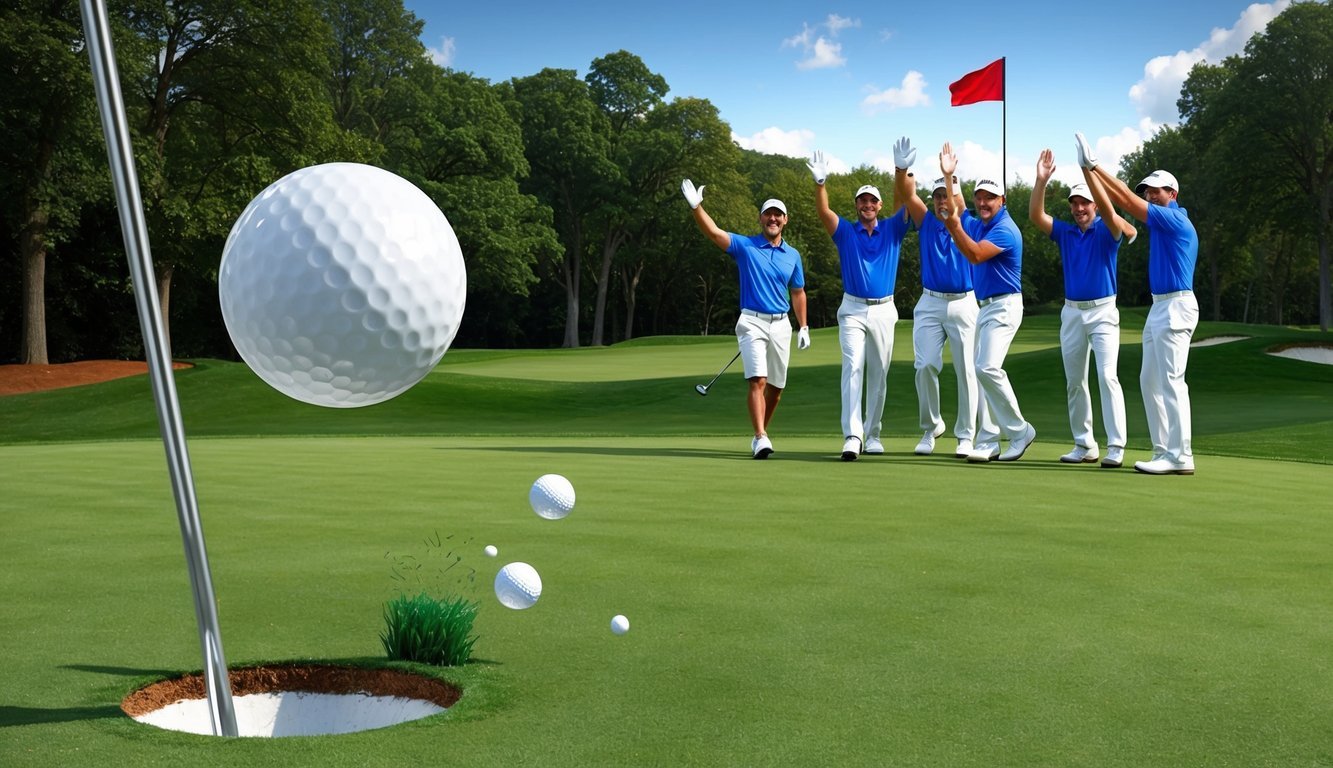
[1030,149,1135,469]
[807,151,909,460]
[938,142,1037,463]
[1075,133,1198,475]
[892,137,979,458]
[682,179,810,459]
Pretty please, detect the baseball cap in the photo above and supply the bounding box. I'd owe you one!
[975,178,1004,196]
[760,198,787,215]
[931,176,960,193]
[1136,170,1179,194]
[855,184,882,201]
[1068,182,1093,201]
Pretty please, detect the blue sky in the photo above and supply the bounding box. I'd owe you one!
[403,0,1292,191]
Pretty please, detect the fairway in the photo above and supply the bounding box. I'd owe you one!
[2,317,1332,766]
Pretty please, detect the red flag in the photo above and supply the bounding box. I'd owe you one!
[949,58,1005,106]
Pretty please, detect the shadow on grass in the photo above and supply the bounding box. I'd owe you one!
[61,663,178,678]
[0,704,124,727]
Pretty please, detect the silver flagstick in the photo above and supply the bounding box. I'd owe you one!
[78,0,238,737]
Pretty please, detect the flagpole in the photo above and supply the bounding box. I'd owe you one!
[1002,57,1007,194]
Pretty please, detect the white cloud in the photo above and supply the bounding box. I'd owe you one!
[1128,0,1290,125]
[731,127,850,173]
[785,15,860,70]
[954,140,1003,186]
[797,38,846,70]
[428,36,456,67]
[826,14,859,34]
[861,70,930,113]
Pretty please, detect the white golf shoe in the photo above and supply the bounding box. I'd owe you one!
[1060,445,1099,464]
[967,441,1000,463]
[1133,456,1194,475]
[914,425,946,455]
[999,423,1037,462]
[864,437,885,455]
[954,439,974,458]
[1101,447,1124,468]
[841,436,861,461]
[752,435,774,460]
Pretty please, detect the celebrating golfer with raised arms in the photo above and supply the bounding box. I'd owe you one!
[938,142,1037,463]
[1075,133,1198,475]
[1030,149,1135,469]
[682,179,810,460]
[807,150,909,461]
[893,136,980,458]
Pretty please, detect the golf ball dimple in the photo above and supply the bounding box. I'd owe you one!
[610,615,630,635]
[219,163,466,408]
[494,562,542,610]
[529,474,576,520]
[483,545,498,558]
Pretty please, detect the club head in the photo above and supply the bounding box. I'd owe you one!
[695,384,709,396]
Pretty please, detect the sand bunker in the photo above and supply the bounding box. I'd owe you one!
[1191,335,1249,347]
[1268,345,1333,365]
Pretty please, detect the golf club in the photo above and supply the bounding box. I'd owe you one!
[696,350,742,396]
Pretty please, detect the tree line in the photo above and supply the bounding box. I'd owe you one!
[2,0,1328,366]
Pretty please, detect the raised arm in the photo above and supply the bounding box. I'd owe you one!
[682,179,730,250]
[894,136,926,226]
[1083,162,1137,242]
[940,142,1003,265]
[1029,149,1055,236]
[1075,132,1149,223]
[807,151,839,236]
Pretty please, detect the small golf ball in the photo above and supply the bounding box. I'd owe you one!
[529,474,575,520]
[219,162,466,408]
[483,545,498,557]
[494,562,542,610]
[610,614,630,635]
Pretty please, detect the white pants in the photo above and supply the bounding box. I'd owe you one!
[838,294,897,440]
[913,291,978,441]
[975,294,1027,444]
[735,312,792,389]
[1141,292,1197,462]
[1060,299,1127,451]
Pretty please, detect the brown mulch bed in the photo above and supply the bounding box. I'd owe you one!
[0,360,192,396]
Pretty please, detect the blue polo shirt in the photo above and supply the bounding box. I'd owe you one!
[1051,217,1119,301]
[918,211,974,293]
[1146,201,1197,294]
[831,209,909,298]
[727,233,805,314]
[962,207,1022,300]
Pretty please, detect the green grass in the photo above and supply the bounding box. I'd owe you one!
[1,314,1332,767]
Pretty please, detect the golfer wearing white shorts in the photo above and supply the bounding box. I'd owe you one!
[807,151,910,460]
[1075,134,1198,475]
[892,137,979,458]
[1030,149,1135,469]
[682,179,810,459]
[938,142,1037,463]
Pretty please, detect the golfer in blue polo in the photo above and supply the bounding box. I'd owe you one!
[806,151,909,461]
[1030,149,1136,469]
[682,179,810,460]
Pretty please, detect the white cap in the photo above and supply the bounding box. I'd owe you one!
[1068,183,1093,202]
[855,184,882,201]
[931,176,960,193]
[1136,170,1179,194]
[974,178,1004,196]
[760,198,787,215]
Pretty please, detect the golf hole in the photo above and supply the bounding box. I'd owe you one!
[122,664,461,737]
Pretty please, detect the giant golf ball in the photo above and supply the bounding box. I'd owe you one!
[529,474,575,520]
[494,562,542,610]
[219,162,466,408]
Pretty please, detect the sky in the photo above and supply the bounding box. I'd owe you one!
[402,0,1293,191]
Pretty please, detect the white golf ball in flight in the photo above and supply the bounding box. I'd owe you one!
[529,474,575,520]
[494,562,542,610]
[483,545,498,557]
[610,615,630,635]
[219,162,466,407]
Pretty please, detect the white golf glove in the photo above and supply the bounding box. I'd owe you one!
[1074,132,1099,170]
[681,179,705,209]
[806,151,829,185]
[893,136,916,170]
[797,326,811,350]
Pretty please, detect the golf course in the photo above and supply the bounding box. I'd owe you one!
[2,311,1331,767]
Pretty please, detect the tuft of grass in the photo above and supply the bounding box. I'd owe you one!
[380,591,478,667]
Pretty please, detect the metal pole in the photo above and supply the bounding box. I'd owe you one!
[78,0,238,737]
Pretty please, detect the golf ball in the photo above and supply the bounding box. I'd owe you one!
[483,545,498,557]
[219,162,466,408]
[529,474,575,520]
[494,562,542,610]
[610,614,630,635]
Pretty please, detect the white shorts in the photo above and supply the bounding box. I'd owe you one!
[735,311,792,389]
